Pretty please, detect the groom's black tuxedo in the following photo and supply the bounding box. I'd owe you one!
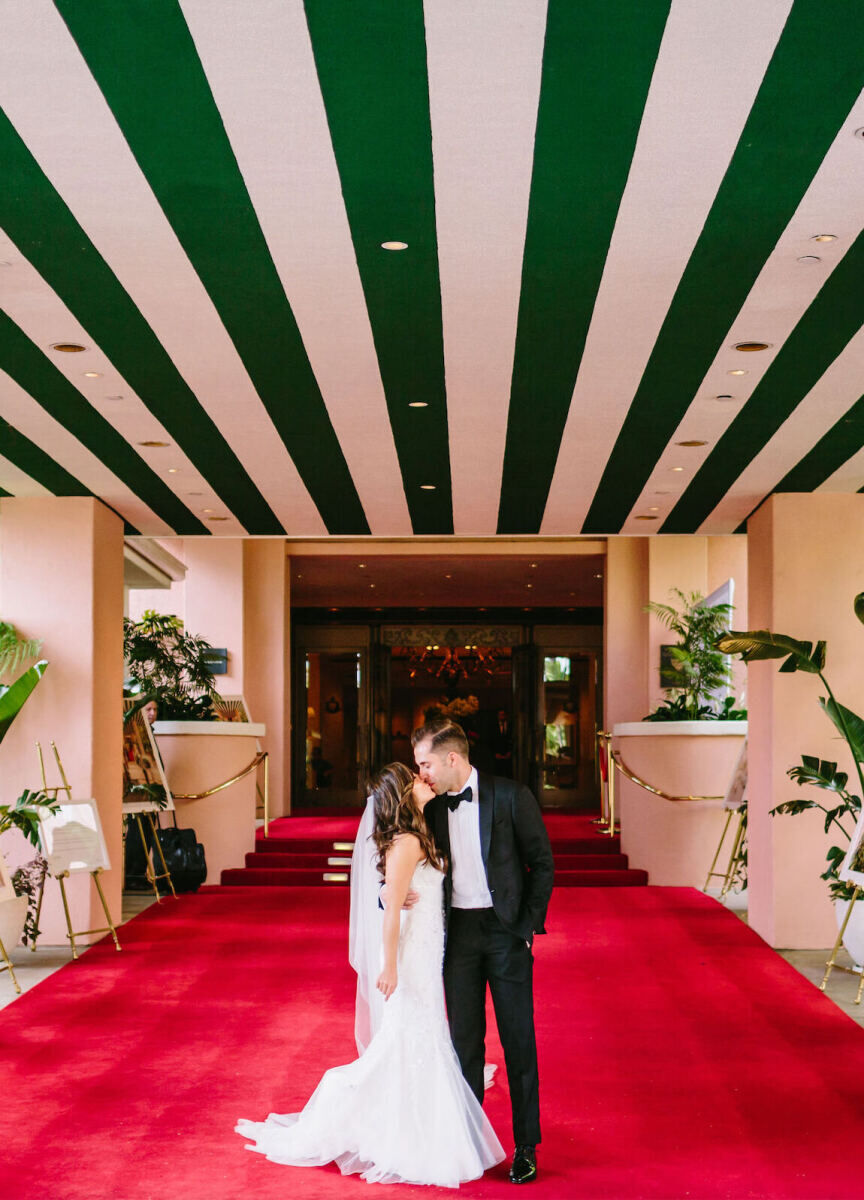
[424,771,554,942]
[424,771,554,1147]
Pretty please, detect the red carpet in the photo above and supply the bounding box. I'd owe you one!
[2,887,864,1198]
[223,813,648,888]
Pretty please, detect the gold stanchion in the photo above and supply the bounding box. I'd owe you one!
[263,753,270,839]
[606,749,619,837]
[594,730,611,828]
[703,808,747,897]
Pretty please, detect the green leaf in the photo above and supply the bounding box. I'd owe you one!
[819,696,864,763]
[0,660,48,745]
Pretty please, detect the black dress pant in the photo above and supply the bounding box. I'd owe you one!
[443,907,541,1146]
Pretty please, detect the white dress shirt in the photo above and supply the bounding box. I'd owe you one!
[447,766,494,909]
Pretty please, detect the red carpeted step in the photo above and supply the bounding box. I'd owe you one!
[222,867,350,886]
[552,853,630,870]
[547,836,621,854]
[246,851,353,869]
[554,868,649,886]
[255,836,355,854]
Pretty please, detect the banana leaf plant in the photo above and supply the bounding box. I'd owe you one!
[716,598,864,902]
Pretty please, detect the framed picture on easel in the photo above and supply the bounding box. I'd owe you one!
[37,799,111,875]
[123,699,174,813]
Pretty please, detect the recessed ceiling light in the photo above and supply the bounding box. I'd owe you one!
[530,562,538,568]
[381,241,408,251]
[369,583,376,589]
[594,573,603,579]
[420,484,436,490]
[51,342,86,353]
[733,342,771,352]
[106,395,124,402]
[358,563,366,568]
[648,506,659,511]
[797,255,821,265]
[208,516,228,522]
[187,491,203,496]
[526,584,533,589]
[444,574,452,579]
[654,490,671,495]
[203,507,214,513]
[855,127,864,140]
[811,233,837,242]
[138,440,170,447]
[636,515,659,520]
[167,468,179,474]
[670,467,685,472]
[676,440,708,447]
[408,402,428,408]
[713,394,736,402]
[329,607,339,612]
[728,369,748,376]
[82,371,102,378]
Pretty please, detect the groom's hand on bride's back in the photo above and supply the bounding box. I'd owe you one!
[379,883,420,910]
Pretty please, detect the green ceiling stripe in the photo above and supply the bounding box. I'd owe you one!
[56,0,369,537]
[496,0,671,534]
[0,111,279,534]
[773,391,864,495]
[0,310,209,535]
[663,231,864,532]
[0,415,91,497]
[583,0,864,534]
[304,0,452,535]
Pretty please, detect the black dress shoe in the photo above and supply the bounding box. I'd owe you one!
[509,1145,537,1184]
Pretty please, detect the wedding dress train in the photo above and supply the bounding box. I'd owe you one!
[236,860,504,1187]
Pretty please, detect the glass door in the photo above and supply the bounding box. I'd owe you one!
[538,650,599,809]
[293,628,370,808]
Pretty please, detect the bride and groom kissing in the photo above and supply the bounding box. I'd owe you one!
[237,715,555,1188]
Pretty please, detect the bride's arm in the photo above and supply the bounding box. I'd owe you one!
[377,834,422,1000]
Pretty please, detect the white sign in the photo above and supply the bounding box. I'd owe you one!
[0,853,15,903]
[38,800,110,875]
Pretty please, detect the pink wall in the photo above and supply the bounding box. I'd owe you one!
[0,498,124,944]
[747,494,864,948]
[242,541,290,816]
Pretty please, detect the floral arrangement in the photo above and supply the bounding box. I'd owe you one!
[425,695,480,720]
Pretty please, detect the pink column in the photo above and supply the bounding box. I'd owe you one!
[242,541,290,817]
[747,494,864,948]
[0,497,124,944]
[603,538,649,728]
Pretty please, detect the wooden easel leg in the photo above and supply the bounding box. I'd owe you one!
[822,886,861,992]
[57,872,78,961]
[147,813,177,898]
[92,870,122,951]
[136,815,162,904]
[719,813,746,899]
[0,934,21,995]
[855,967,864,1006]
[704,812,733,892]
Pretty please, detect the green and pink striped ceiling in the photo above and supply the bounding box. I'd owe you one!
[0,0,861,538]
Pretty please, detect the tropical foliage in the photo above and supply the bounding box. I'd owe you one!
[123,610,220,721]
[644,589,743,721]
[717,601,864,902]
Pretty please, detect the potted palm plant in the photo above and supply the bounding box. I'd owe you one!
[717,603,864,961]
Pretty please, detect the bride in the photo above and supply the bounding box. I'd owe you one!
[235,763,504,1188]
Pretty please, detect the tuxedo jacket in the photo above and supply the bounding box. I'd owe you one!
[424,772,555,943]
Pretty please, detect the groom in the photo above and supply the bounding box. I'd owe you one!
[412,716,554,1185]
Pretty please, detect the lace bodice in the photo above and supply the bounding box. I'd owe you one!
[387,859,447,1033]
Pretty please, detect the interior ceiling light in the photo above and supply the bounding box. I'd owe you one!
[82,371,101,378]
[420,483,436,490]
[713,394,736,402]
[648,506,659,511]
[381,240,408,251]
[51,342,85,352]
[187,491,203,496]
[636,514,659,520]
[811,233,837,242]
[733,341,771,352]
[797,255,821,264]
[594,573,603,579]
[530,562,538,568]
[208,516,228,522]
[167,468,179,474]
[106,395,124,401]
[358,563,366,568]
[670,466,685,472]
[408,402,428,408]
[202,507,214,513]
[369,583,376,589]
[676,439,708,447]
[728,369,748,376]
[138,440,169,447]
[526,584,533,589]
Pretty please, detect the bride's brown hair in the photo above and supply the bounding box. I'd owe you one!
[368,762,445,877]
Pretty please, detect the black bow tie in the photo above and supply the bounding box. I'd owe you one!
[447,786,473,812]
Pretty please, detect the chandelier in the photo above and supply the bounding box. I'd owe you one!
[406,643,501,683]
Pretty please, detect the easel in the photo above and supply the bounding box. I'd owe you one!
[703,806,747,898]
[0,930,21,994]
[32,742,122,961]
[123,810,177,903]
[821,886,864,1004]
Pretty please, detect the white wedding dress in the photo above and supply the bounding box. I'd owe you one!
[236,860,504,1187]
